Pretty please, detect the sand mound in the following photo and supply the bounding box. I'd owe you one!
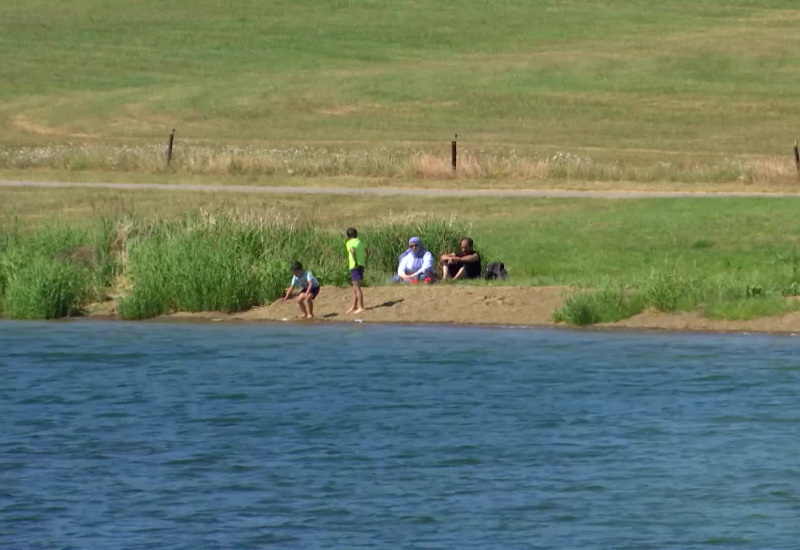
[604,308,800,333]
[230,285,568,326]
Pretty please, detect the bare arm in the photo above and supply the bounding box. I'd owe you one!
[349,247,359,268]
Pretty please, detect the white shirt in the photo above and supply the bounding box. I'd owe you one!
[398,251,434,276]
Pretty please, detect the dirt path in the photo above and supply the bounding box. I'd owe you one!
[3,180,800,199]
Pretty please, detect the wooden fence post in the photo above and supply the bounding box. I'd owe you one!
[451,134,457,172]
[794,140,799,174]
[167,129,176,164]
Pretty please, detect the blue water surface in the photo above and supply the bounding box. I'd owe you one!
[1,321,800,549]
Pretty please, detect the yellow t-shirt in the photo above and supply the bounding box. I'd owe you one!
[345,238,366,270]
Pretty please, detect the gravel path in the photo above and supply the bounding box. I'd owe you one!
[2,179,799,199]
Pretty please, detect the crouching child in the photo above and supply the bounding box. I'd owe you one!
[282,261,321,319]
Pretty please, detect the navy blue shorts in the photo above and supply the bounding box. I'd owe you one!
[307,286,320,298]
[350,267,364,282]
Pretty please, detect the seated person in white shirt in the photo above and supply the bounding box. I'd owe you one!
[392,237,438,283]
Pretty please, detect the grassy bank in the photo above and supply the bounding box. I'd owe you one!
[5,0,800,324]
[4,187,800,324]
[0,213,468,320]
[6,188,800,290]
[554,273,800,326]
[0,222,118,319]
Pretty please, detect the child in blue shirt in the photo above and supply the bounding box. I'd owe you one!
[282,261,320,319]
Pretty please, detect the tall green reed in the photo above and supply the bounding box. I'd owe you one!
[553,285,645,326]
[2,257,89,319]
[0,223,104,319]
[0,219,129,319]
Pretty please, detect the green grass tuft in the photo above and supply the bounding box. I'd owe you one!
[553,286,646,326]
[703,295,798,321]
[2,257,88,319]
[0,221,120,319]
[555,273,800,326]
[642,272,696,313]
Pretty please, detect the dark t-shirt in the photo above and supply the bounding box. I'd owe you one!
[455,251,482,279]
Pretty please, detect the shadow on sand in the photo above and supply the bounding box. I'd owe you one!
[367,299,404,311]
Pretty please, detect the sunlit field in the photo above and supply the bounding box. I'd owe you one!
[2,1,800,185]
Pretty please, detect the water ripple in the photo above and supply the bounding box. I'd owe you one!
[1,321,799,548]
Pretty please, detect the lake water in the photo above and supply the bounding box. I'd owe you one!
[2,321,799,549]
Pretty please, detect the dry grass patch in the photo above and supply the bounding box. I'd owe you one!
[3,144,798,185]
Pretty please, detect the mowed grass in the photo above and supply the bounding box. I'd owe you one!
[2,0,800,169]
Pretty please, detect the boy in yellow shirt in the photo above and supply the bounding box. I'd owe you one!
[345,227,366,314]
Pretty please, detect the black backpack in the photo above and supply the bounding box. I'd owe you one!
[485,262,508,280]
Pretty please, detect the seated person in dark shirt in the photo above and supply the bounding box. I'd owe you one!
[440,237,482,280]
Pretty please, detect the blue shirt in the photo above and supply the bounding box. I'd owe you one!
[290,270,320,290]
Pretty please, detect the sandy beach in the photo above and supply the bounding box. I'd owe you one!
[85,285,800,333]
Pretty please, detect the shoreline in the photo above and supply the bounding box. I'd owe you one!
[73,285,800,335]
[69,314,800,337]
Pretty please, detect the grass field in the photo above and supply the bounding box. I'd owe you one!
[3,1,800,183]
